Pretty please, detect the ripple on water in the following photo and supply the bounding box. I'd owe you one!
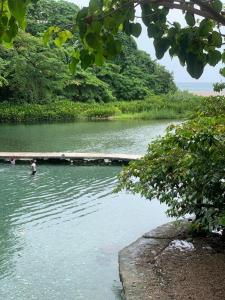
[0,165,118,229]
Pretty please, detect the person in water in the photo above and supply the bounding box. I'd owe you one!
[31,160,37,175]
[10,157,16,165]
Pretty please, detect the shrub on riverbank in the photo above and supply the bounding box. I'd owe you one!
[0,101,117,122]
[117,96,225,234]
[114,91,201,120]
[0,92,202,123]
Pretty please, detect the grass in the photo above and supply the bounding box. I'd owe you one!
[116,109,187,120]
[0,91,202,123]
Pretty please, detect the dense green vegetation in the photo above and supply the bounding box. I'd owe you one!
[0,92,201,123]
[117,96,225,234]
[0,0,224,237]
[27,0,79,35]
[70,0,225,81]
[0,0,176,106]
[0,1,224,81]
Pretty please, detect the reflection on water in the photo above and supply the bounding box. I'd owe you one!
[0,119,177,154]
[0,164,171,300]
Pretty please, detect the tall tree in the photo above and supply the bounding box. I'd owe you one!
[26,0,79,36]
[0,31,68,103]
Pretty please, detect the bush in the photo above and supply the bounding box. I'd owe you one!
[0,92,202,123]
[64,71,115,103]
[84,105,119,119]
[117,96,225,234]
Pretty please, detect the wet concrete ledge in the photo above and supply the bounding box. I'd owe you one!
[119,221,188,300]
[119,221,225,300]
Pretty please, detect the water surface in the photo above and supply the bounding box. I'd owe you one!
[0,120,175,299]
[0,119,176,154]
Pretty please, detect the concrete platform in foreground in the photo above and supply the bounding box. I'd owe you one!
[119,221,225,300]
[0,152,141,164]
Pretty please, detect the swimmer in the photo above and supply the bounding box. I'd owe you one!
[31,160,37,175]
[10,157,16,165]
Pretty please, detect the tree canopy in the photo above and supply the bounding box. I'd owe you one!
[0,0,176,104]
[63,0,225,79]
[26,0,79,36]
[0,1,224,79]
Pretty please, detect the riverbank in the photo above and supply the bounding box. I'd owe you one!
[0,92,201,123]
[119,221,225,300]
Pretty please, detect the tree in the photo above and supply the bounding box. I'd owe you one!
[71,0,225,79]
[1,1,224,79]
[63,69,116,103]
[0,31,69,103]
[117,96,225,233]
[111,33,177,94]
[93,33,177,97]
[0,1,177,103]
[26,0,79,36]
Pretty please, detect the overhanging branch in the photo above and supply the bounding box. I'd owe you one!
[136,0,225,25]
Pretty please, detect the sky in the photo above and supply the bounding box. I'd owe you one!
[70,0,223,83]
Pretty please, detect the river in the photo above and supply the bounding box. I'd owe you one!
[0,120,176,300]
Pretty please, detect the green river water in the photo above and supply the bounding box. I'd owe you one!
[0,120,176,300]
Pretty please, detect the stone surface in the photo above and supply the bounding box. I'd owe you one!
[119,221,225,300]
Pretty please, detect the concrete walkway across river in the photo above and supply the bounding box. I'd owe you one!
[0,152,141,164]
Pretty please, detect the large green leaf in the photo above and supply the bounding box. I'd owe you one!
[186,53,205,79]
[209,31,222,47]
[104,16,117,31]
[177,51,186,66]
[104,37,122,58]
[154,38,170,59]
[221,51,225,63]
[8,17,18,39]
[54,30,72,47]
[69,57,79,74]
[80,50,95,69]
[211,0,223,12]
[85,32,101,49]
[89,0,103,12]
[43,26,60,45]
[76,8,89,39]
[219,67,225,77]
[126,6,135,21]
[95,51,104,66]
[76,7,89,23]
[148,24,160,38]
[208,50,221,66]
[185,13,195,27]
[130,23,142,38]
[141,3,153,26]
[199,19,213,37]
[8,0,27,28]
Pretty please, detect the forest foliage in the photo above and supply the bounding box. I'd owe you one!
[0,0,176,104]
[0,91,201,123]
[117,96,225,233]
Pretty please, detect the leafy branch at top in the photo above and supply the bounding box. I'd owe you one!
[68,0,225,79]
[0,0,225,79]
